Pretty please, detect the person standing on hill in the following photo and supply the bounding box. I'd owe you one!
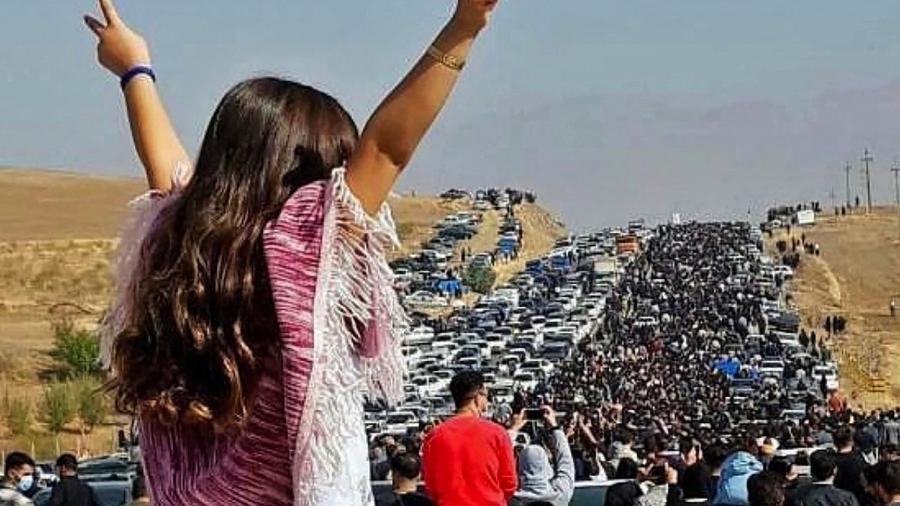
[83,0,502,504]
[422,371,517,505]
[50,454,101,506]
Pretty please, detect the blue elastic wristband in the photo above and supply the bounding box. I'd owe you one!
[120,65,156,90]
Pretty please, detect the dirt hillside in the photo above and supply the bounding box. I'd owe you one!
[0,168,565,457]
[768,208,900,410]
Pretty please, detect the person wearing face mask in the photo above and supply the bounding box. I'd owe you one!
[422,370,517,506]
[0,452,35,506]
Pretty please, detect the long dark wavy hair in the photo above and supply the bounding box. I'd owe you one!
[110,77,359,428]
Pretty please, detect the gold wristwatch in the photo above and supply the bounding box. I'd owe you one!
[427,45,466,72]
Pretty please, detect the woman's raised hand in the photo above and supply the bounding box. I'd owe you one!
[84,0,150,77]
[452,0,500,34]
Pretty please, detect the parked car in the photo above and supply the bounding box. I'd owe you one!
[404,291,448,308]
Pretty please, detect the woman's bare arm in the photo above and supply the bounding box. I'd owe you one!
[84,0,190,192]
[347,0,500,215]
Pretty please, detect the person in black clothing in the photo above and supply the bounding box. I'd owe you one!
[867,461,900,506]
[605,458,643,506]
[374,452,432,506]
[770,457,809,506]
[794,450,859,506]
[834,426,869,504]
[50,454,100,506]
[703,445,729,499]
[749,471,786,506]
[679,439,711,503]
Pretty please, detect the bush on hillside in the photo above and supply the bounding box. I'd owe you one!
[42,382,76,434]
[464,267,497,295]
[74,376,110,433]
[4,395,32,436]
[51,319,101,379]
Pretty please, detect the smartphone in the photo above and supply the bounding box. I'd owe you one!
[524,408,544,421]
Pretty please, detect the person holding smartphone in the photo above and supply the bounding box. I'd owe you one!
[508,406,576,506]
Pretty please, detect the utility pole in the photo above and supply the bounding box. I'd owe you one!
[892,161,900,240]
[844,162,852,210]
[862,148,874,213]
[829,188,837,222]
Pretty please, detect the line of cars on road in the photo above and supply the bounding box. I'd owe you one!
[366,229,629,441]
[393,210,484,309]
[713,227,841,420]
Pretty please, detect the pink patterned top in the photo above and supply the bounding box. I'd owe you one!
[104,168,408,506]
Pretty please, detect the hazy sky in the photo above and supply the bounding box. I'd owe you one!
[3,1,900,229]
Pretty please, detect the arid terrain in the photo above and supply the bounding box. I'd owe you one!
[0,167,564,457]
[768,208,900,410]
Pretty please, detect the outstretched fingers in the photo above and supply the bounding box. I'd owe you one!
[83,15,105,37]
[98,0,122,26]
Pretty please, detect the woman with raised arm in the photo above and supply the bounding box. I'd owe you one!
[83,0,500,504]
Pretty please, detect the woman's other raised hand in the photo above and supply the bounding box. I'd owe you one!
[84,0,150,77]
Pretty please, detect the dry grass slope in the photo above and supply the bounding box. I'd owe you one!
[768,208,900,409]
[0,168,566,457]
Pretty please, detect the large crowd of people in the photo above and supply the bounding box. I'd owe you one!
[367,221,900,506]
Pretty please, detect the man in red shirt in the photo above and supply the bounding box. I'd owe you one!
[422,370,517,505]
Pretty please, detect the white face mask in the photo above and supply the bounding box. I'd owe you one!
[16,474,34,493]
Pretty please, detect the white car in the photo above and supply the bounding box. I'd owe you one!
[499,354,522,376]
[556,327,579,344]
[404,326,435,346]
[773,265,794,279]
[483,333,507,354]
[393,267,414,283]
[759,360,785,379]
[411,375,445,397]
[518,330,543,348]
[468,340,493,360]
[582,302,603,319]
[491,382,515,405]
[513,371,539,392]
[529,315,547,332]
[421,350,448,364]
[404,291,448,308]
[493,288,521,308]
[384,411,420,434]
[402,346,423,366]
[431,340,459,353]
[544,318,565,331]
[521,358,554,377]
[634,316,659,329]
[458,356,481,369]
[812,364,840,391]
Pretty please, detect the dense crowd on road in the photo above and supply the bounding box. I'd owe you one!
[366,216,900,506]
[7,202,900,506]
